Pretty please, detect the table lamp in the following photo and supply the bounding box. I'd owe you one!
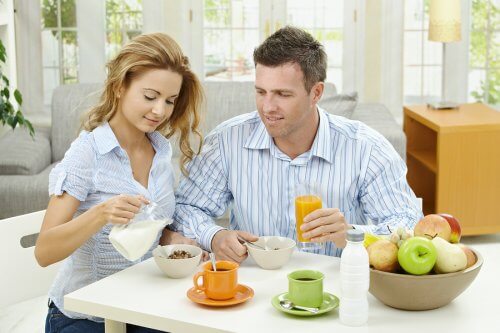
[428,0,462,109]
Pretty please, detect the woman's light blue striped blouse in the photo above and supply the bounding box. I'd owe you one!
[47,122,175,322]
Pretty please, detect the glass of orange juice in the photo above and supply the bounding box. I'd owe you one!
[294,183,324,251]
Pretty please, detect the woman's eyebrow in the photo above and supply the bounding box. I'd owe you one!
[143,88,160,94]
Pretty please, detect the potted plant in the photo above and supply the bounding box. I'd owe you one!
[0,39,34,137]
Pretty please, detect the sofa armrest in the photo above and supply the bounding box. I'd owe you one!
[351,103,406,159]
[0,127,51,175]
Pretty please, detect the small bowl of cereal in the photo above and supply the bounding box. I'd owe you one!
[152,244,202,278]
[246,236,296,270]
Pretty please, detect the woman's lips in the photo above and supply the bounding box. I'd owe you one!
[144,117,160,124]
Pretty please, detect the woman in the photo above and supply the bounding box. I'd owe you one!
[35,33,203,333]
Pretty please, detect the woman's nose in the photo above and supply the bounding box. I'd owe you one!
[152,101,166,117]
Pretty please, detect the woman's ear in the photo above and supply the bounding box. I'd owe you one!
[117,86,125,99]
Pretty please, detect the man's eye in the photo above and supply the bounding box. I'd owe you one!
[280,93,291,97]
[256,90,265,95]
[144,95,155,101]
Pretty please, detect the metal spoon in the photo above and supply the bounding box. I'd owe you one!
[279,300,319,314]
[237,236,267,250]
[209,252,217,271]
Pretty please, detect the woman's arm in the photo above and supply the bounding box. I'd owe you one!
[35,193,146,267]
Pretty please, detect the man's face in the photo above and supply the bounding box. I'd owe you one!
[255,63,319,144]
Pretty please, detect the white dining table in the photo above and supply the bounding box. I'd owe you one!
[64,235,500,333]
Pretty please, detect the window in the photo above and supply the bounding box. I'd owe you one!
[105,0,143,61]
[41,0,78,107]
[286,0,344,91]
[468,0,499,105]
[403,0,442,105]
[201,0,361,92]
[203,0,259,81]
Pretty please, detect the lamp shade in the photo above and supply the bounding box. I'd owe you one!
[429,0,462,42]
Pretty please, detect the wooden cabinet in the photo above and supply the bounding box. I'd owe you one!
[403,103,500,235]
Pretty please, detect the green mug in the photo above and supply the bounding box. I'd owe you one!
[287,270,324,308]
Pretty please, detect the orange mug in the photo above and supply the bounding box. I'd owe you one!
[193,261,239,300]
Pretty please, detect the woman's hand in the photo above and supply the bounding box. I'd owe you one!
[95,194,149,226]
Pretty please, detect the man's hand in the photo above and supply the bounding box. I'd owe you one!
[160,229,209,261]
[160,229,198,246]
[300,208,352,248]
[211,230,258,263]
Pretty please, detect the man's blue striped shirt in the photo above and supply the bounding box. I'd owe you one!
[173,108,422,257]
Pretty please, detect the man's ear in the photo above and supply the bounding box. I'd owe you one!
[310,82,324,105]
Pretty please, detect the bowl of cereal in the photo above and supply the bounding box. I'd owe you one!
[152,244,202,278]
[246,236,296,270]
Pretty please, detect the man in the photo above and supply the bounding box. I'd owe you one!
[171,26,422,262]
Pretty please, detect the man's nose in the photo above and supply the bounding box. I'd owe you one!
[262,95,278,112]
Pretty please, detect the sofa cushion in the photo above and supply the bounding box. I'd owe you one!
[51,84,102,162]
[0,127,51,175]
[351,103,406,159]
[0,295,47,333]
[0,163,55,219]
[318,92,358,119]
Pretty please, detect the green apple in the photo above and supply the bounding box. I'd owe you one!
[397,236,437,275]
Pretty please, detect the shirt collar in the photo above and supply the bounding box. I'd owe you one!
[243,107,333,164]
[243,114,273,150]
[93,122,121,155]
[310,107,334,164]
[93,122,171,157]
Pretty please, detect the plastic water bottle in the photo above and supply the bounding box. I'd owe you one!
[339,229,369,326]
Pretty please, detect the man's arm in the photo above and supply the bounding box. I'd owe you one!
[354,139,423,235]
[171,132,233,251]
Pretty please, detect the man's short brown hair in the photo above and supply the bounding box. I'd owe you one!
[253,26,327,92]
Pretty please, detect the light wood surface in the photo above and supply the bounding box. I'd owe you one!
[404,103,500,133]
[404,103,500,235]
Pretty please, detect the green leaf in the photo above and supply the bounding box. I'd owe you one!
[15,110,25,125]
[14,89,22,105]
[2,75,9,87]
[2,87,9,99]
[7,115,17,129]
[26,119,35,138]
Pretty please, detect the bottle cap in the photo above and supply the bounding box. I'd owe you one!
[346,229,364,242]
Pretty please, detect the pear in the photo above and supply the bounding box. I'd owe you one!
[431,237,467,273]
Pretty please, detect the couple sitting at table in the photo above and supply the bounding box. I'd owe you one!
[35,27,422,333]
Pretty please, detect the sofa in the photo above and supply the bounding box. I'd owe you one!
[0,82,405,219]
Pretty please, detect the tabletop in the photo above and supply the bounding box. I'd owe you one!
[64,235,500,333]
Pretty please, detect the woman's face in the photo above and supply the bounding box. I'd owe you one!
[117,68,183,133]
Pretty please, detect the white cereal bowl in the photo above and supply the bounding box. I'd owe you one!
[152,244,202,279]
[247,236,296,270]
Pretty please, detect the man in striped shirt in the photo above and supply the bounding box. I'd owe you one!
[171,26,422,261]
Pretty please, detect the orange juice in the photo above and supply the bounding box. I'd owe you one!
[295,195,322,242]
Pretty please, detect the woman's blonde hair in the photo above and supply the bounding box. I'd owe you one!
[81,33,203,176]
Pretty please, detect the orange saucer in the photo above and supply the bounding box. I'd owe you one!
[187,284,254,307]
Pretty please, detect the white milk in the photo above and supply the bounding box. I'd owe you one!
[109,218,170,261]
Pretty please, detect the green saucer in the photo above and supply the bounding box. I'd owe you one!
[271,292,339,317]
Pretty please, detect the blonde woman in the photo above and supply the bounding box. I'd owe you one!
[35,33,203,333]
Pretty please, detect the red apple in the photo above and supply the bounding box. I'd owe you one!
[414,214,452,242]
[439,213,462,243]
[368,239,399,272]
[458,244,476,269]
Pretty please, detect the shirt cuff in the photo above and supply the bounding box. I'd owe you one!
[350,224,375,234]
[199,224,226,252]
